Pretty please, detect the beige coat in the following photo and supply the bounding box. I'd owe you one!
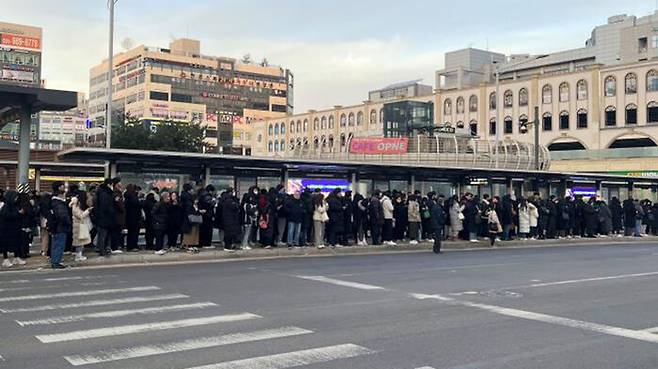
[71,197,92,247]
[313,202,329,222]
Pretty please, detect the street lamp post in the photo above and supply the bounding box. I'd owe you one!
[494,62,501,168]
[106,0,117,149]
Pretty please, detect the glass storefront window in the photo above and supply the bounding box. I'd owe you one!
[257,177,282,191]
[207,175,234,192]
[117,172,192,193]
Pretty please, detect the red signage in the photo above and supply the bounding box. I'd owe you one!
[349,137,409,155]
[0,34,41,50]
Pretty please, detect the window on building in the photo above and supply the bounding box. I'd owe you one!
[489,118,496,135]
[469,120,478,136]
[504,90,513,108]
[577,79,588,100]
[274,123,279,135]
[626,73,638,94]
[340,114,346,127]
[274,141,279,152]
[296,120,302,133]
[456,97,465,114]
[313,118,319,130]
[313,137,319,149]
[149,91,169,101]
[456,121,464,129]
[647,102,658,123]
[340,133,346,147]
[519,88,528,106]
[348,113,355,126]
[328,136,334,148]
[559,82,570,102]
[626,104,638,125]
[268,141,273,152]
[469,95,478,112]
[357,111,364,126]
[647,70,658,92]
[489,92,496,110]
[504,116,513,134]
[268,124,273,135]
[272,104,287,112]
[289,121,295,133]
[639,37,649,53]
[559,111,569,130]
[329,116,335,129]
[303,119,308,132]
[652,35,658,49]
[257,134,262,143]
[370,110,376,124]
[605,106,617,126]
[280,139,285,151]
[543,113,553,131]
[321,116,327,130]
[171,93,192,103]
[519,115,529,134]
[577,109,588,128]
[604,76,616,97]
[379,109,384,124]
[444,99,452,115]
[289,139,295,150]
[542,85,552,104]
[281,122,286,134]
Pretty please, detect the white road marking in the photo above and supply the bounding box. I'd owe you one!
[410,293,453,302]
[184,343,374,369]
[0,354,4,362]
[414,367,436,369]
[0,281,108,293]
[526,271,658,288]
[0,294,188,313]
[411,293,658,344]
[641,326,658,333]
[296,275,387,290]
[64,326,313,366]
[16,302,218,326]
[0,286,160,302]
[36,313,262,343]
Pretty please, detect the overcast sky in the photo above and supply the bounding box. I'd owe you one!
[3,0,657,111]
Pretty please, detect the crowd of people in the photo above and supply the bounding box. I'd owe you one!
[1,177,657,269]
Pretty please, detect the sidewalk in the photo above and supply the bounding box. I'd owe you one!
[5,236,658,271]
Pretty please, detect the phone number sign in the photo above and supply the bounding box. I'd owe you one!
[0,34,41,51]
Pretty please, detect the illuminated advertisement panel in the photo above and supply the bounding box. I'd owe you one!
[287,178,350,195]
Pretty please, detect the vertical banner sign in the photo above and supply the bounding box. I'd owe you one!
[349,137,409,155]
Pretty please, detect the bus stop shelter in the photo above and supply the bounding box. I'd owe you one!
[0,84,78,189]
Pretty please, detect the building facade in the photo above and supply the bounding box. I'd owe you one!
[88,38,293,153]
[256,60,658,179]
[0,21,42,88]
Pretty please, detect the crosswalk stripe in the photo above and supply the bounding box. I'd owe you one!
[296,275,387,290]
[64,326,314,366]
[36,313,262,343]
[0,286,160,302]
[0,282,107,293]
[16,302,218,326]
[184,343,374,369]
[0,294,188,313]
[414,367,436,369]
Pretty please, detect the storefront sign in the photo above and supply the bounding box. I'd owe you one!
[609,171,658,179]
[287,178,350,195]
[0,33,40,51]
[349,137,408,155]
[1,69,34,82]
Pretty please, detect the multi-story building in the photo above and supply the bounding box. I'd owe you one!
[0,21,42,88]
[368,80,433,103]
[88,38,293,153]
[257,59,658,187]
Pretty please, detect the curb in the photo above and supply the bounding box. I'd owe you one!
[4,237,658,272]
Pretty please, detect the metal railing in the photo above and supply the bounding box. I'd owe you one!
[288,135,551,171]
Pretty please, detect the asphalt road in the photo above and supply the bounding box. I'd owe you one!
[1,243,658,369]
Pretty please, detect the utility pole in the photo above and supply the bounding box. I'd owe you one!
[106,0,117,149]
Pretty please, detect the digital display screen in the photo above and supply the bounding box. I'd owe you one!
[287,178,350,195]
[567,187,598,198]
